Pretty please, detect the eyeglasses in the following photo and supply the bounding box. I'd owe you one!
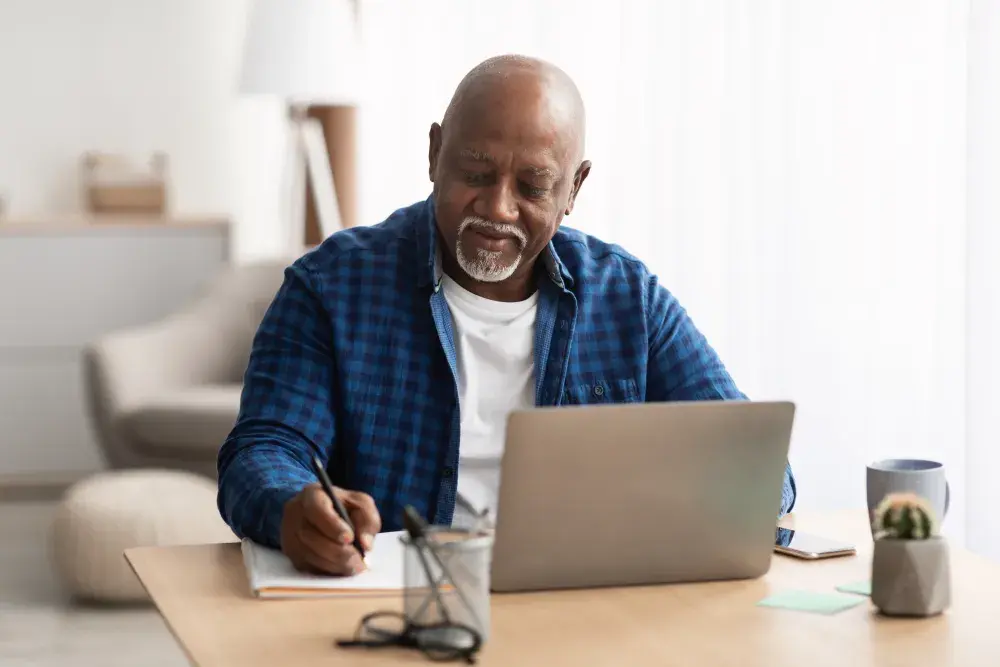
[337,610,483,664]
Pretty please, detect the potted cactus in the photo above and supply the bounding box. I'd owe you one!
[870,492,951,617]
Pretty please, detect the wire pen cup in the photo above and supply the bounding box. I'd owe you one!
[336,509,493,664]
[402,528,494,649]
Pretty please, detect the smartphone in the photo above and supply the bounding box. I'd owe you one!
[774,527,856,560]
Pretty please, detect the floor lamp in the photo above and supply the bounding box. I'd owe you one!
[239,0,359,255]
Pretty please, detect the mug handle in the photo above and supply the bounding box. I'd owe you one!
[944,480,950,517]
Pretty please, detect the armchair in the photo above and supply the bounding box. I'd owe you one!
[82,259,295,478]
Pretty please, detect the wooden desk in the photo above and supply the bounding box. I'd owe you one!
[126,511,1000,666]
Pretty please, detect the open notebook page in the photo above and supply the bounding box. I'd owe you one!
[241,530,407,599]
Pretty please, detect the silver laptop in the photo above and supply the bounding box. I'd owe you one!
[489,400,795,593]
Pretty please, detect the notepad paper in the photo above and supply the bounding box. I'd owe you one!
[757,590,866,615]
[241,530,407,599]
[836,580,872,596]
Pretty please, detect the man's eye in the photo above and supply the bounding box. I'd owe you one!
[521,183,547,199]
[463,172,491,186]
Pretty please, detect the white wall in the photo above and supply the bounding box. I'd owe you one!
[0,0,287,261]
[966,0,1000,561]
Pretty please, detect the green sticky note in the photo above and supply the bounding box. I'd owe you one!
[836,580,871,596]
[757,590,865,615]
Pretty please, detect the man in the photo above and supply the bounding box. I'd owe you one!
[217,54,796,576]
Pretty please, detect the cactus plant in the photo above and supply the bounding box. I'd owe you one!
[872,492,939,540]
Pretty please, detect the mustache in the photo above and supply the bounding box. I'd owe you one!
[458,216,528,248]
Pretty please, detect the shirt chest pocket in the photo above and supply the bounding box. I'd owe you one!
[561,378,641,406]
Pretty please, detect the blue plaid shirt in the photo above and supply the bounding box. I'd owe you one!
[217,196,796,547]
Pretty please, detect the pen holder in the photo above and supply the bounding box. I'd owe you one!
[402,528,493,649]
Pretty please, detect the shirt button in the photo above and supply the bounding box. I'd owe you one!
[442,466,455,478]
[593,385,605,397]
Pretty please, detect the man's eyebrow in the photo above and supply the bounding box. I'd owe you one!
[458,149,557,179]
[523,165,557,180]
[458,149,494,163]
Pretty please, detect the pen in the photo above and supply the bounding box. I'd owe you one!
[310,455,366,560]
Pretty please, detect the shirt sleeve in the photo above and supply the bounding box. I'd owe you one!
[216,262,337,547]
[644,274,797,516]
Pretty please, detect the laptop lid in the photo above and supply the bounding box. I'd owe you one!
[489,400,795,593]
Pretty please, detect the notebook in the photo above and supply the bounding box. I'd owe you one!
[241,530,407,599]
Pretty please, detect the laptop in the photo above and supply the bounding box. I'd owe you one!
[488,400,795,593]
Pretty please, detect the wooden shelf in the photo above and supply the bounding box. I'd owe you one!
[0,215,229,236]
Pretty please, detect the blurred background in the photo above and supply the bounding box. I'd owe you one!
[1,0,999,664]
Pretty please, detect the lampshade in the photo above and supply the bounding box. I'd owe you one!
[239,0,360,104]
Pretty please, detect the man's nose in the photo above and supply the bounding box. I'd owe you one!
[473,181,519,225]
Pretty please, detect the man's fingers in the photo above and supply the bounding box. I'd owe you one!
[301,484,380,553]
[299,523,365,575]
[282,485,376,576]
[302,486,351,542]
[344,491,382,550]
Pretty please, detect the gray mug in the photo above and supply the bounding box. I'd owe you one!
[866,459,950,536]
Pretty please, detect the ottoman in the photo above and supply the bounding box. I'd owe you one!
[50,469,236,602]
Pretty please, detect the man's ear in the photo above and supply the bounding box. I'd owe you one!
[428,123,443,183]
[565,160,592,215]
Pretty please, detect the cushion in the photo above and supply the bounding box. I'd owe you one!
[50,470,236,602]
[119,384,242,458]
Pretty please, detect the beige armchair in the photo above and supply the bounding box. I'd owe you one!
[82,259,294,478]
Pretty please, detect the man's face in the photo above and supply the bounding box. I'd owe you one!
[428,88,589,285]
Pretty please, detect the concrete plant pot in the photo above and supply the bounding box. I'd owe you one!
[871,536,951,617]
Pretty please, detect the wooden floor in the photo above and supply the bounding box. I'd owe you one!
[0,501,187,666]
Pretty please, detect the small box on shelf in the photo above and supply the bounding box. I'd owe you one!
[82,152,169,218]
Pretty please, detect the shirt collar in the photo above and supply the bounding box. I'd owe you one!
[419,195,574,292]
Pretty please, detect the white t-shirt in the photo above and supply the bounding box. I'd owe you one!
[440,274,538,528]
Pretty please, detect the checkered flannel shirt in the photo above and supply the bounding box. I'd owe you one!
[217,196,797,547]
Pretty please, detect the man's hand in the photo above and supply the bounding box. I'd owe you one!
[280,483,381,575]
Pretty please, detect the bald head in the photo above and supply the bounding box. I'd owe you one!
[428,54,592,300]
[441,55,586,163]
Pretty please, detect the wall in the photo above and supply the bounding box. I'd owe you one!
[0,0,287,262]
[966,0,1000,562]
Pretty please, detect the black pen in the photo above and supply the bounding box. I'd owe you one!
[310,455,366,560]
